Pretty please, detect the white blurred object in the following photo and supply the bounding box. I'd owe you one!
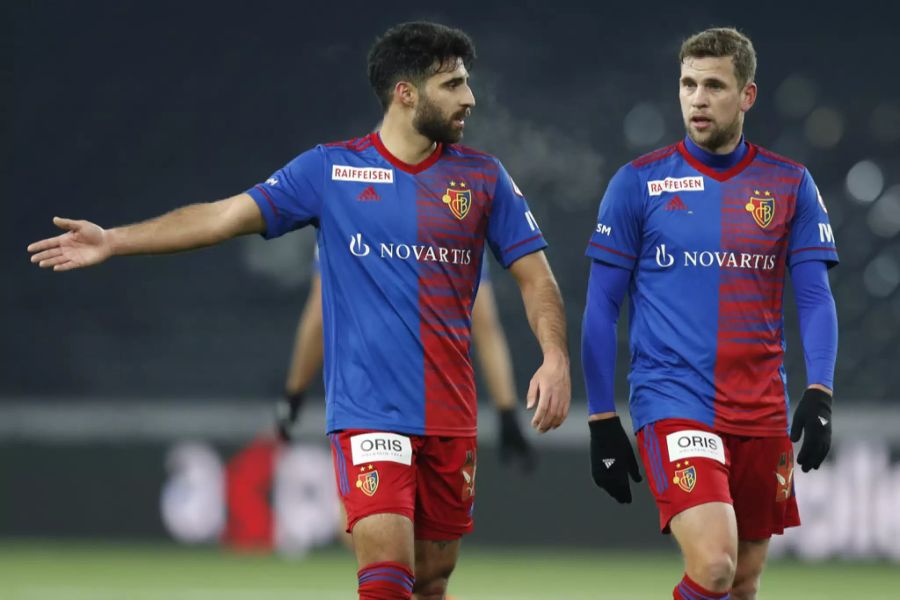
[160,441,225,543]
[770,442,900,561]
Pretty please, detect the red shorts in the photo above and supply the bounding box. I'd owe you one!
[636,419,800,540]
[328,430,477,540]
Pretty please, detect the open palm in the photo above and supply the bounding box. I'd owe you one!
[28,217,112,271]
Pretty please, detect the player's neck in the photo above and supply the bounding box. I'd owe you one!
[684,133,748,170]
[378,116,439,166]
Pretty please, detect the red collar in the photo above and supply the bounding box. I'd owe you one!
[676,140,758,182]
[370,133,443,174]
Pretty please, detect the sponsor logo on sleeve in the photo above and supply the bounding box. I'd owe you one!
[818,223,834,243]
[331,165,394,184]
[666,430,725,464]
[265,177,279,186]
[350,432,412,465]
[595,223,612,236]
[510,175,524,197]
[816,186,828,213]
[647,176,704,196]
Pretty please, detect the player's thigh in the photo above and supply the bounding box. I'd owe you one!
[353,512,415,566]
[414,436,477,541]
[670,501,739,563]
[727,434,800,539]
[636,419,733,532]
[328,430,420,538]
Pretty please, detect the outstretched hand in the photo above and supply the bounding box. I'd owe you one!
[28,217,112,271]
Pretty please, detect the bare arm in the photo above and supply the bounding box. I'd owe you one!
[508,250,570,432]
[28,193,265,271]
[470,281,517,411]
[284,274,325,395]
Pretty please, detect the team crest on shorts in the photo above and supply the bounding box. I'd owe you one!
[356,465,379,497]
[745,190,775,229]
[442,180,472,221]
[775,450,795,502]
[673,461,697,493]
[460,450,477,501]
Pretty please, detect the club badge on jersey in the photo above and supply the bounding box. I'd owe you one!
[442,180,472,220]
[745,189,775,229]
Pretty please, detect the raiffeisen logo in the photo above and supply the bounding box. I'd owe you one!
[654,244,776,271]
[348,234,472,265]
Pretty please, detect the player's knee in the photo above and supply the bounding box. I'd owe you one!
[694,551,736,591]
[412,560,455,599]
[730,571,761,600]
[411,576,449,599]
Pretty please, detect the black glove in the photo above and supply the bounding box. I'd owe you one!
[590,417,642,503]
[498,408,537,473]
[790,388,833,472]
[275,390,306,442]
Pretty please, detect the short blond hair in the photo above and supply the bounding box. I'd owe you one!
[679,28,757,88]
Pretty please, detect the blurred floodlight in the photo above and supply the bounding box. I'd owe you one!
[805,107,844,148]
[774,75,817,119]
[868,185,900,238]
[624,102,665,148]
[846,160,885,203]
[863,253,900,298]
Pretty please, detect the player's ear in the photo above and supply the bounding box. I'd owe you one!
[394,80,418,109]
[740,81,757,113]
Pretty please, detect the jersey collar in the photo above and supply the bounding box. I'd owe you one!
[677,135,757,182]
[370,132,444,174]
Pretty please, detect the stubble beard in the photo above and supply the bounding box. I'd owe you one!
[413,95,464,145]
[687,112,742,153]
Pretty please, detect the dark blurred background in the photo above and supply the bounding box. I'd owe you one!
[4,0,900,559]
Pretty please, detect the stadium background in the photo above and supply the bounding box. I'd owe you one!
[5,1,900,598]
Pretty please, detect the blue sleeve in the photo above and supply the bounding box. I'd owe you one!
[582,260,631,415]
[791,260,838,390]
[246,147,326,239]
[486,161,548,268]
[479,248,491,283]
[788,170,839,268]
[585,165,644,269]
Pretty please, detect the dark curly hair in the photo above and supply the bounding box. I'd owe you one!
[367,22,476,111]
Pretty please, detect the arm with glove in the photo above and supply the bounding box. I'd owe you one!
[582,260,642,503]
[789,260,838,472]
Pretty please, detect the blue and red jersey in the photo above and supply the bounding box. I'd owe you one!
[586,136,838,437]
[248,133,545,436]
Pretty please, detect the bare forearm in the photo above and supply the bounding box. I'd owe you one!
[109,195,263,256]
[520,274,568,361]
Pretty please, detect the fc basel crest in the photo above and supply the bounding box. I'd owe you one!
[673,462,697,493]
[442,181,471,220]
[356,466,379,497]
[745,190,775,229]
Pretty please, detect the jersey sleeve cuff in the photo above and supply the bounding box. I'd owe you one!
[500,234,547,268]
[585,242,637,270]
[788,247,839,269]
[246,185,282,239]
